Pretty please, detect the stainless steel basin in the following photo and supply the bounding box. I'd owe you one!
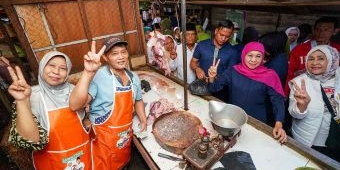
[209,101,248,137]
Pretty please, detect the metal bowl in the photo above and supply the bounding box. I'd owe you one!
[209,101,248,137]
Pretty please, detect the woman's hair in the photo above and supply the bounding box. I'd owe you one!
[259,31,287,58]
[242,26,259,44]
[297,23,312,43]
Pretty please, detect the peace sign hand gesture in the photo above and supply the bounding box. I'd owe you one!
[291,79,311,112]
[7,66,31,101]
[84,41,106,73]
[208,57,220,83]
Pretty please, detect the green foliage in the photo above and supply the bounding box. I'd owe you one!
[160,18,171,30]
[163,29,173,36]
[139,2,151,10]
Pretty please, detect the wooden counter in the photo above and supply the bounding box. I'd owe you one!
[130,67,339,170]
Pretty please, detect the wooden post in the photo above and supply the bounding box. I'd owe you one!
[117,0,132,70]
[77,0,92,47]
[4,5,39,80]
[181,0,188,111]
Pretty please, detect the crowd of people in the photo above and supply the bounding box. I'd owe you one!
[5,37,147,169]
[145,16,340,162]
[2,14,340,169]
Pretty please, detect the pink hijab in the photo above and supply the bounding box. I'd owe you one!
[233,42,285,97]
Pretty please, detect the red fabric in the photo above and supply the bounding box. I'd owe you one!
[234,42,285,97]
[284,41,340,96]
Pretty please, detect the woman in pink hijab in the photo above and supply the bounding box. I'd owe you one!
[208,42,287,143]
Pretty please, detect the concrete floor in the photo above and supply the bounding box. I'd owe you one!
[127,145,150,170]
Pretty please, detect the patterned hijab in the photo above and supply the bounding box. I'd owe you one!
[305,45,340,82]
[234,42,285,97]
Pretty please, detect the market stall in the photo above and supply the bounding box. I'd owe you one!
[130,67,340,170]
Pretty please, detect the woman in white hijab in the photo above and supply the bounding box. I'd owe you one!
[285,27,300,52]
[7,51,92,169]
[288,45,340,162]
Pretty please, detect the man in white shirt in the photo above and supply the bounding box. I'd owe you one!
[73,157,84,170]
[169,23,197,83]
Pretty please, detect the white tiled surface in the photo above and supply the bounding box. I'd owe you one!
[133,70,321,170]
[136,71,200,108]
[305,160,322,170]
[221,124,309,170]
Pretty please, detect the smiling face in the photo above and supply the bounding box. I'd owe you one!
[288,29,299,43]
[43,56,68,86]
[244,50,263,69]
[306,50,328,75]
[103,45,129,71]
[165,37,175,51]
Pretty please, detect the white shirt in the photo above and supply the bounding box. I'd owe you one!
[152,17,161,25]
[73,162,85,170]
[169,43,197,84]
[313,80,333,146]
[147,46,154,64]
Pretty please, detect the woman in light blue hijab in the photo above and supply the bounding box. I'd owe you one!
[7,51,91,169]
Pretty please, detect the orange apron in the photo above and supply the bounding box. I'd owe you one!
[92,85,133,170]
[32,107,91,170]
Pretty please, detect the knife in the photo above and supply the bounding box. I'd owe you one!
[158,153,185,161]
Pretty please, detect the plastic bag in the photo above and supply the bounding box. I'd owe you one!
[218,151,256,170]
[188,79,210,96]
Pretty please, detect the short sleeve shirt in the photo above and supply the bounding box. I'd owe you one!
[88,66,142,122]
[193,39,239,75]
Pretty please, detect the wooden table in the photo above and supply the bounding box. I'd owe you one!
[131,68,340,170]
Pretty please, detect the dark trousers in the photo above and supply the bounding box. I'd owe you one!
[312,145,340,162]
[211,86,229,103]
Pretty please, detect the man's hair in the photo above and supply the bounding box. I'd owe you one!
[259,31,287,57]
[186,23,196,33]
[216,19,234,30]
[154,23,161,30]
[314,17,338,28]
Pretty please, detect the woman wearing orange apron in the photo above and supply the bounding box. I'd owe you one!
[70,38,147,169]
[7,51,91,169]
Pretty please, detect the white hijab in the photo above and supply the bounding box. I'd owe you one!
[285,27,300,40]
[285,27,300,51]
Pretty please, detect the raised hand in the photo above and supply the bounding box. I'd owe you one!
[7,66,31,101]
[207,57,220,80]
[84,41,106,73]
[292,79,310,112]
[0,56,10,66]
